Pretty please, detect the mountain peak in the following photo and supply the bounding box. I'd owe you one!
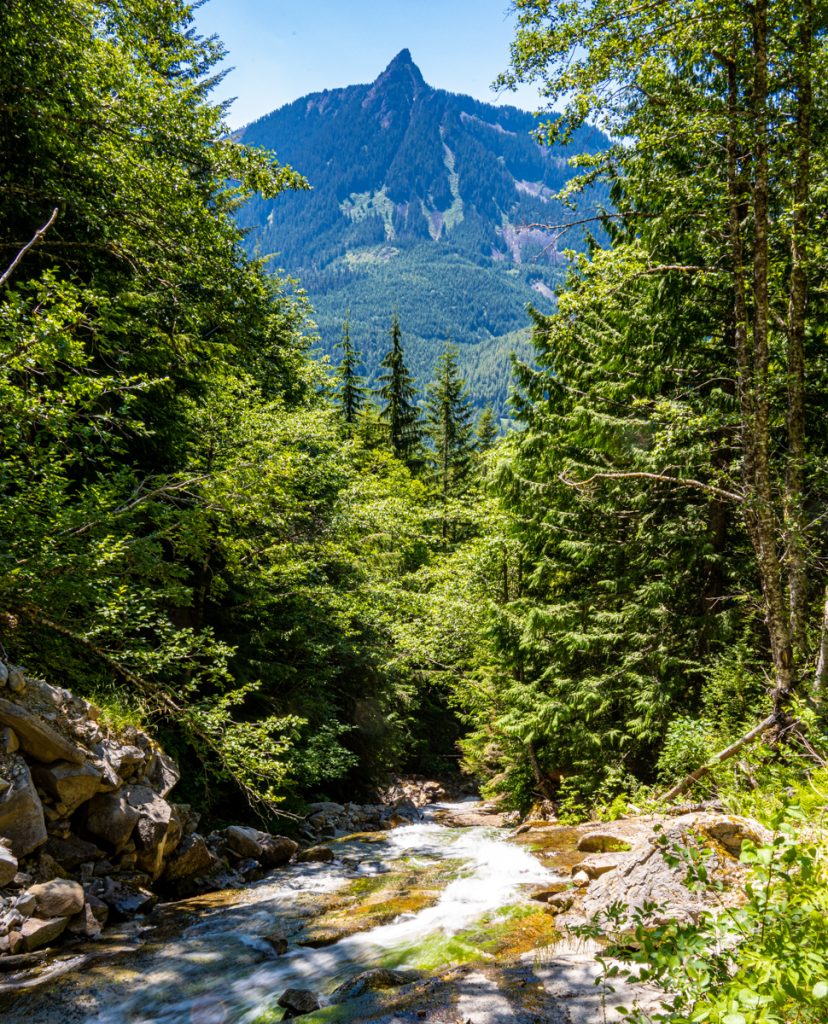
[373,48,426,94]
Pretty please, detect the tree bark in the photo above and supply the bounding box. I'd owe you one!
[814,585,828,708]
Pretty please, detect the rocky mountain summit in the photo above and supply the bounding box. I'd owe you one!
[234,50,610,408]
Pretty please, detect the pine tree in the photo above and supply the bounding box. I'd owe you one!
[334,315,366,431]
[377,314,421,465]
[475,406,498,452]
[425,344,476,498]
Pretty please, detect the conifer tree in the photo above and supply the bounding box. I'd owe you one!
[334,314,366,431]
[377,314,421,465]
[475,406,498,452]
[425,344,476,498]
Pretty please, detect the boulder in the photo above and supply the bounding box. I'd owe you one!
[578,852,625,879]
[689,812,772,857]
[144,749,180,798]
[0,840,18,886]
[259,836,299,868]
[31,759,102,814]
[7,666,26,694]
[296,845,334,864]
[0,663,7,686]
[9,915,68,953]
[99,877,156,919]
[161,833,215,883]
[0,727,19,754]
[28,878,85,918]
[85,791,140,850]
[330,968,422,1003]
[224,825,264,860]
[45,834,103,871]
[0,698,83,764]
[0,756,47,856]
[277,988,320,1018]
[576,831,634,854]
[67,901,103,938]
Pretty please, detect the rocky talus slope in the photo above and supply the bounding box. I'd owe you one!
[0,664,307,959]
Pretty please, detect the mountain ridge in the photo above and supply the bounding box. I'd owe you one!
[235,51,609,412]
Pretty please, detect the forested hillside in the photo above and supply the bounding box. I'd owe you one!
[233,50,609,412]
[2,1,828,1017]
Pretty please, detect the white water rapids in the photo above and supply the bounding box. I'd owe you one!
[65,802,560,1024]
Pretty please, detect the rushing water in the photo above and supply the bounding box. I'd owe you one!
[5,802,566,1024]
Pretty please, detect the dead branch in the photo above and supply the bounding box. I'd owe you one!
[0,208,58,288]
[661,712,779,802]
[559,470,742,503]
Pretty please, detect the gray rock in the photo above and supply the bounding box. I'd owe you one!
[277,987,320,1018]
[259,836,299,868]
[0,726,19,754]
[330,967,422,1003]
[577,830,634,853]
[28,878,85,917]
[67,901,103,938]
[7,666,26,694]
[144,749,180,798]
[0,697,83,764]
[0,663,7,687]
[161,833,215,883]
[99,877,156,918]
[0,756,47,856]
[31,759,102,814]
[86,791,140,850]
[9,915,68,953]
[579,852,625,879]
[14,892,37,915]
[0,840,18,886]
[45,834,103,871]
[296,845,334,864]
[224,824,264,860]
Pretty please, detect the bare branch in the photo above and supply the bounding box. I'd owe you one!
[559,470,742,503]
[0,208,58,288]
[660,713,779,802]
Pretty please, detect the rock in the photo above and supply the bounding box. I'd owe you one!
[14,891,37,915]
[305,802,345,815]
[0,756,47,856]
[162,833,215,883]
[577,831,633,854]
[36,851,69,881]
[99,877,156,918]
[7,667,26,694]
[259,836,299,868]
[124,785,178,878]
[277,988,320,1018]
[225,825,263,860]
[690,812,772,858]
[0,663,7,687]
[171,803,200,835]
[263,928,288,954]
[10,915,68,953]
[28,878,85,917]
[0,840,18,886]
[45,835,103,871]
[330,968,422,1003]
[547,891,575,911]
[31,759,102,814]
[67,901,103,938]
[530,884,569,902]
[86,791,140,851]
[0,698,84,764]
[94,739,145,778]
[144,749,180,798]
[296,845,334,864]
[0,727,18,754]
[572,870,590,887]
[579,852,625,879]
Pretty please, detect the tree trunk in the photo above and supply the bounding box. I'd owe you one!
[814,585,828,709]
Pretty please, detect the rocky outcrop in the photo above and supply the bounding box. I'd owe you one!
[0,662,311,959]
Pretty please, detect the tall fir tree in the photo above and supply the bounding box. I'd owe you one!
[425,344,476,499]
[334,314,366,431]
[377,314,421,465]
[475,406,498,452]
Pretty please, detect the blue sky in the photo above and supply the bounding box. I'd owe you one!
[194,0,546,128]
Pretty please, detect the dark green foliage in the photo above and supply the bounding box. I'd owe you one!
[475,406,499,451]
[425,344,476,496]
[334,315,367,430]
[377,315,422,465]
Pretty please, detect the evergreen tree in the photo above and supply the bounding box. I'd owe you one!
[377,314,421,465]
[334,314,366,431]
[425,344,476,498]
[475,406,498,452]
